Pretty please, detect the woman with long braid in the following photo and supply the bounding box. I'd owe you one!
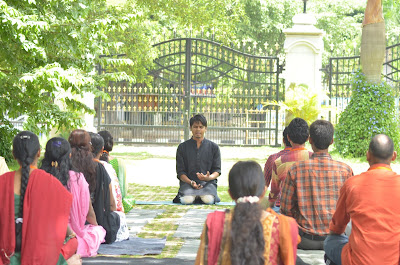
[0,131,81,265]
[41,137,106,257]
[196,161,300,265]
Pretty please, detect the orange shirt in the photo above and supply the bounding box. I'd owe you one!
[330,164,400,265]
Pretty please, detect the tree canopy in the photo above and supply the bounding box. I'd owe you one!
[1,0,399,160]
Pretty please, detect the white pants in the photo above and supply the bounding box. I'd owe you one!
[180,195,215,205]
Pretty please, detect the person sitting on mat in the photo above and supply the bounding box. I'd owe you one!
[0,131,81,265]
[173,114,221,204]
[195,160,300,264]
[41,137,106,257]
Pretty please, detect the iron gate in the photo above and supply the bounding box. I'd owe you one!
[96,38,284,146]
[322,41,400,124]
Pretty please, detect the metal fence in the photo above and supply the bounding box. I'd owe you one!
[322,40,400,124]
[96,37,285,146]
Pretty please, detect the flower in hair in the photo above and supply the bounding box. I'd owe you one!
[236,196,260,204]
[51,161,58,167]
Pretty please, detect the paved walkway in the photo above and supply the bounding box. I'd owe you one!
[105,145,353,264]
[83,207,325,264]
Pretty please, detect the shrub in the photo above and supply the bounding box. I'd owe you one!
[335,70,400,157]
[279,82,329,125]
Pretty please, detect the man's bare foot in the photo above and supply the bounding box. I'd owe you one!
[67,254,82,265]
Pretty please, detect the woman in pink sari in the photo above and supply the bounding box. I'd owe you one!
[41,137,106,257]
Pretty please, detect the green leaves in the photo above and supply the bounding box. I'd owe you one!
[335,70,400,157]
[278,83,329,126]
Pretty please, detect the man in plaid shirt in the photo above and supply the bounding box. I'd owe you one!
[263,127,291,188]
[280,120,353,250]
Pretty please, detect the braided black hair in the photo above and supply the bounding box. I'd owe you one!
[12,131,40,219]
[41,137,72,188]
[98,130,113,162]
[228,161,266,265]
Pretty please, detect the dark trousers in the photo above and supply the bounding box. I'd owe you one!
[297,229,327,250]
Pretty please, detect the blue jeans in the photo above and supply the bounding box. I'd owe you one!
[324,234,349,265]
[271,205,280,213]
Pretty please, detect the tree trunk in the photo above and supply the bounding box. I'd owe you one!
[360,0,385,83]
[360,22,386,83]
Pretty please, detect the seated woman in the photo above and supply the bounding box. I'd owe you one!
[68,129,119,244]
[196,161,300,265]
[90,132,129,242]
[41,137,106,257]
[98,130,126,199]
[0,131,81,265]
[97,131,124,212]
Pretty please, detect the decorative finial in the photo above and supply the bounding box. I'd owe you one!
[303,0,308,13]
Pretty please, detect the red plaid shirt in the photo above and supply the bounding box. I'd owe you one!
[269,148,312,207]
[264,147,291,188]
[281,152,353,235]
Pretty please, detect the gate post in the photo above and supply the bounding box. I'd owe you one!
[184,38,192,140]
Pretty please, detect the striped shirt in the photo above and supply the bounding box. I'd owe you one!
[281,152,353,235]
[269,148,312,207]
[263,147,291,188]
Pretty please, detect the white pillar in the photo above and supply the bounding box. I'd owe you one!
[283,13,325,93]
[82,92,96,133]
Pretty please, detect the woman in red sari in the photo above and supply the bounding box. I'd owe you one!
[0,131,81,265]
[196,161,300,265]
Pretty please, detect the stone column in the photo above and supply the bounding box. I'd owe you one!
[283,13,324,93]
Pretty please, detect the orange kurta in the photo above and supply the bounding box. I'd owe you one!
[329,164,400,265]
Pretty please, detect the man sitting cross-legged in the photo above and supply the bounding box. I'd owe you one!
[173,114,221,205]
[269,118,312,212]
[281,120,353,250]
[324,134,400,265]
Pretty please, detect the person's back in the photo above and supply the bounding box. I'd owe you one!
[269,118,312,209]
[41,136,107,257]
[281,120,353,250]
[340,168,400,264]
[263,127,292,188]
[325,134,400,265]
[195,161,299,265]
[0,131,79,265]
[282,156,352,235]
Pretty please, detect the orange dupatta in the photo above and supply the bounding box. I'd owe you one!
[267,208,300,265]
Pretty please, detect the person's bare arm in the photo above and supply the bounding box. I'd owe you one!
[109,183,117,211]
[196,171,219,182]
[180,174,203,189]
[66,225,76,238]
[86,198,98,225]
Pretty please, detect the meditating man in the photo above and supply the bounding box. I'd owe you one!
[263,127,291,188]
[324,134,400,265]
[173,114,221,204]
[280,120,353,250]
[269,118,312,212]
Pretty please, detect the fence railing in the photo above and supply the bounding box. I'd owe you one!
[322,40,400,124]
